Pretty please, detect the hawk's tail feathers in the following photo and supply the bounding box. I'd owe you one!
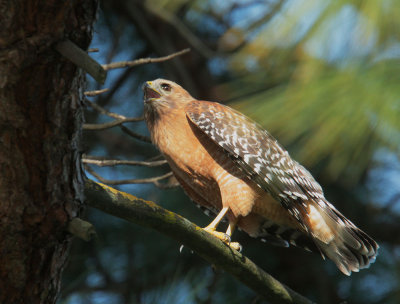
[312,200,379,276]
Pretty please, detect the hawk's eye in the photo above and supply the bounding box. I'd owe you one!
[160,83,171,92]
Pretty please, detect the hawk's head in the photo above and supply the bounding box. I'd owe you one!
[143,79,194,143]
[143,79,192,110]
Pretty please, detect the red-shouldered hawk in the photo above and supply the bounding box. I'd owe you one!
[143,78,378,275]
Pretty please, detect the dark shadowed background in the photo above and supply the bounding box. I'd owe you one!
[59,1,400,303]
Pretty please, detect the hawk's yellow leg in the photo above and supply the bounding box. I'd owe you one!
[203,207,242,251]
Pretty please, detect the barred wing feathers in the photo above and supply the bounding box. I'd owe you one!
[185,100,322,223]
[185,100,378,275]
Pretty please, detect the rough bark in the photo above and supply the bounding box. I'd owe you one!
[0,1,97,303]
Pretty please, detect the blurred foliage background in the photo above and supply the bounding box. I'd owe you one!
[60,0,400,303]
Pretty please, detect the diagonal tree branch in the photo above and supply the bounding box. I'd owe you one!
[82,155,168,167]
[102,48,190,70]
[119,125,152,143]
[84,88,110,96]
[84,166,173,186]
[84,179,314,304]
[83,117,143,130]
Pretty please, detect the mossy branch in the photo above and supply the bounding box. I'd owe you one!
[84,179,314,304]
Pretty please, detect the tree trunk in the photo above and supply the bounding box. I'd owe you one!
[0,1,97,303]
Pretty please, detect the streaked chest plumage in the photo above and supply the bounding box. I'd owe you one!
[148,107,253,212]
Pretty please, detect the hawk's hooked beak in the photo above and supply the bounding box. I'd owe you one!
[143,82,161,103]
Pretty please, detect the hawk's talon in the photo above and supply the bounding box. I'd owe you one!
[203,226,242,251]
[222,232,231,244]
[203,226,230,243]
[228,242,242,252]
